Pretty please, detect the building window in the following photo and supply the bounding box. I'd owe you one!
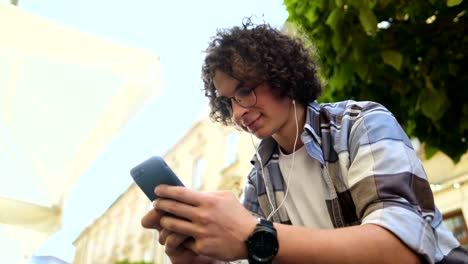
[225,131,238,167]
[443,210,468,249]
[192,157,205,190]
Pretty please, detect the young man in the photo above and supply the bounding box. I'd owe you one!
[141,20,467,263]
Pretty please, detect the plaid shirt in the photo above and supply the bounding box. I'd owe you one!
[242,100,467,263]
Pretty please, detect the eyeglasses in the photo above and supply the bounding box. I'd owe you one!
[213,83,259,117]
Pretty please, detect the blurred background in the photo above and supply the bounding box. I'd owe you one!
[0,0,467,263]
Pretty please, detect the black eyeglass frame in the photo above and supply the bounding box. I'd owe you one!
[214,81,261,117]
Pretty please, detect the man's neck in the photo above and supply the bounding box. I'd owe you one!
[273,103,306,154]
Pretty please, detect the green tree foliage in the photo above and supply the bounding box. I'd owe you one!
[284,0,468,162]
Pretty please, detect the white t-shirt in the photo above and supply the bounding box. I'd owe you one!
[278,146,334,229]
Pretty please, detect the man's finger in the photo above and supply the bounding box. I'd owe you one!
[165,237,196,257]
[141,208,163,230]
[166,232,191,249]
[183,236,197,252]
[155,184,203,206]
[154,198,200,221]
[159,228,171,245]
[160,214,197,237]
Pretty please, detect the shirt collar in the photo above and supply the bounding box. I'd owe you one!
[250,101,323,167]
[303,101,322,145]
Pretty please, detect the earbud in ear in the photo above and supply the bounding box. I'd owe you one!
[292,99,296,105]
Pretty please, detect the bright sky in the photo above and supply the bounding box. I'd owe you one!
[14,0,289,262]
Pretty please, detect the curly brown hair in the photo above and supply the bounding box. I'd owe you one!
[202,18,323,125]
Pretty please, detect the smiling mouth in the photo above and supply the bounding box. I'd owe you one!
[245,116,261,130]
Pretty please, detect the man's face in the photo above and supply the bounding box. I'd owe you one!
[213,70,294,140]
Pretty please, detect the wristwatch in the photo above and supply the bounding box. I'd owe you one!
[245,218,279,264]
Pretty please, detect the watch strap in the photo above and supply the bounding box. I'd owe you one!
[258,218,273,228]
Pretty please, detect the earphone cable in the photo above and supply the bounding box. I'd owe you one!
[267,100,299,220]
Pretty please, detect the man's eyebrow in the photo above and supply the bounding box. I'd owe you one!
[218,80,245,97]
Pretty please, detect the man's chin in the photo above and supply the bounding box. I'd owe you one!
[251,130,269,140]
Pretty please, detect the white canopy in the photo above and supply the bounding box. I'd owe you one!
[0,3,160,262]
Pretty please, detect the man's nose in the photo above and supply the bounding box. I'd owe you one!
[231,100,249,123]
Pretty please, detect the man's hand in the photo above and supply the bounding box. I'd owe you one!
[151,185,257,261]
[142,205,211,263]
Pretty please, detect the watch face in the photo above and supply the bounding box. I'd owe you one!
[250,231,279,260]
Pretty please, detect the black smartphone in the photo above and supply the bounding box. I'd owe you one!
[130,156,185,201]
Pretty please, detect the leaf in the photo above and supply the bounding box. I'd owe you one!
[331,31,343,51]
[377,0,392,9]
[355,62,369,80]
[326,8,345,51]
[424,143,439,160]
[305,7,318,24]
[381,50,403,71]
[349,0,366,9]
[351,32,367,62]
[459,105,468,133]
[448,63,459,76]
[391,79,406,95]
[295,1,308,16]
[419,86,448,121]
[325,8,342,29]
[330,62,354,90]
[358,8,378,34]
[447,0,463,7]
